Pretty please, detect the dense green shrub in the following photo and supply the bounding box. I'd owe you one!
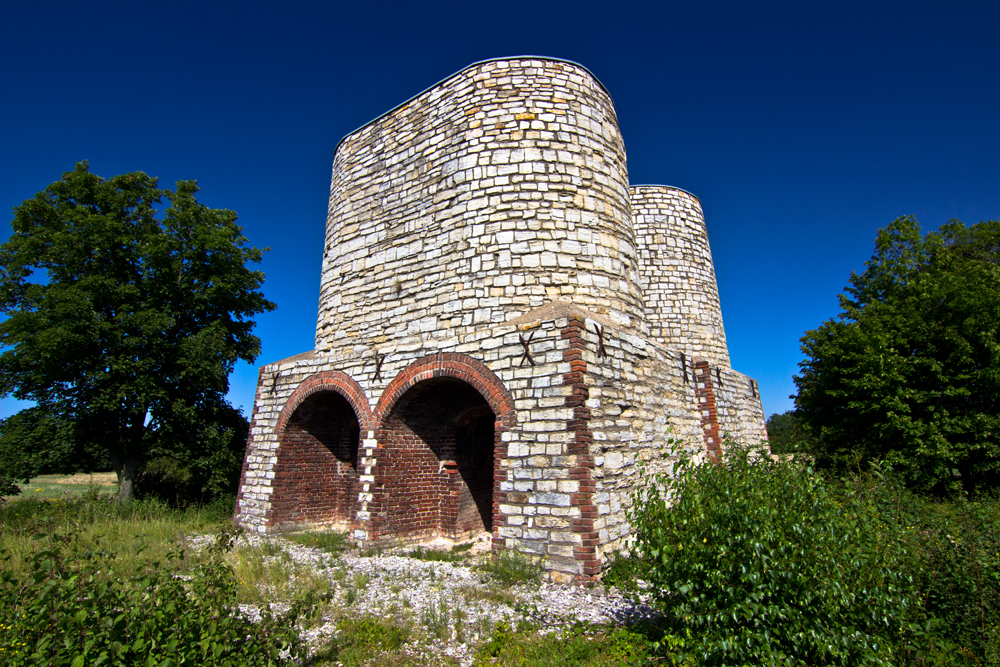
[843,474,1000,664]
[0,529,309,666]
[764,410,816,454]
[0,408,111,484]
[0,475,18,499]
[794,217,1000,494]
[629,442,914,666]
[136,404,250,507]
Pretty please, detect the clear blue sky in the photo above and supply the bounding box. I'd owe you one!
[2,0,997,421]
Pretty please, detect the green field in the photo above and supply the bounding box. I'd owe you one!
[4,471,118,500]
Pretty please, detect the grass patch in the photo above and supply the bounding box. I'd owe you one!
[311,616,422,667]
[458,583,517,606]
[0,492,232,580]
[359,544,384,558]
[287,530,351,555]
[4,472,117,501]
[473,622,661,666]
[405,545,468,562]
[227,539,334,613]
[475,549,543,586]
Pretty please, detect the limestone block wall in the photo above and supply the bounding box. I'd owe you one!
[632,186,730,367]
[583,329,705,562]
[315,58,646,357]
[237,303,727,581]
[714,366,768,448]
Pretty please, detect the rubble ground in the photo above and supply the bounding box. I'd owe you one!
[193,530,656,666]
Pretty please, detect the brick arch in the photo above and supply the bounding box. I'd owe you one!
[366,353,516,544]
[276,370,373,436]
[374,353,516,428]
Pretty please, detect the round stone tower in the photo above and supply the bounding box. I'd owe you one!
[314,58,646,355]
[631,185,730,367]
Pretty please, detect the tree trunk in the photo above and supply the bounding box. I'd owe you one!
[117,457,139,503]
[114,411,148,503]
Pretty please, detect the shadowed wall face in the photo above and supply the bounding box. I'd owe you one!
[379,377,496,541]
[268,391,361,529]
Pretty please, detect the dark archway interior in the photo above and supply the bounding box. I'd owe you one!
[270,391,360,528]
[383,377,496,539]
[454,411,496,534]
[288,392,360,467]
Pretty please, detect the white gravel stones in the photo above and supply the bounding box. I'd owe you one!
[209,531,655,666]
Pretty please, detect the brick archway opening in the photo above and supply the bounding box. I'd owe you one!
[268,390,361,530]
[380,377,496,541]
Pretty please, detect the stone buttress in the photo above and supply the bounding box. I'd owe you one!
[235,57,767,582]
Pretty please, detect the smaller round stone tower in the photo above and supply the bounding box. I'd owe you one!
[631,185,730,368]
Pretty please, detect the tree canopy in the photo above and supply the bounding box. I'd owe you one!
[764,410,814,455]
[0,163,275,501]
[793,216,1000,493]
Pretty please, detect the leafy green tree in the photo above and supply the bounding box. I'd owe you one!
[0,163,275,502]
[794,216,1000,493]
[135,401,249,504]
[0,407,109,483]
[764,410,815,454]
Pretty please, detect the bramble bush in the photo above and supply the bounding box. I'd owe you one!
[0,528,311,666]
[629,442,914,666]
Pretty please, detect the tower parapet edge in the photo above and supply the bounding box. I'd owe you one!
[631,185,731,368]
[314,58,645,355]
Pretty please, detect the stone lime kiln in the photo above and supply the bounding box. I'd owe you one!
[235,57,768,582]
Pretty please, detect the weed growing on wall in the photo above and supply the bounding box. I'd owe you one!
[629,442,914,666]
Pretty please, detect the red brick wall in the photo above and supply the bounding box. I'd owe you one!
[268,390,362,529]
[259,355,516,545]
[362,354,517,545]
[563,316,600,579]
[694,360,723,464]
[373,377,495,542]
